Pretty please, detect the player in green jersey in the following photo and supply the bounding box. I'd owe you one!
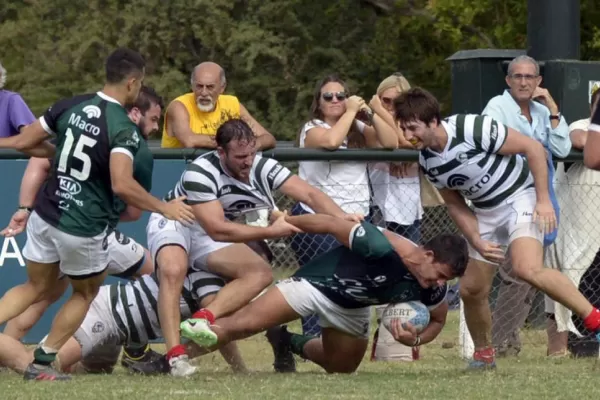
[134,212,467,375]
[1,85,164,369]
[0,49,193,381]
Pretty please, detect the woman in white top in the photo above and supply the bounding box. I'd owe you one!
[290,74,397,336]
[368,73,423,243]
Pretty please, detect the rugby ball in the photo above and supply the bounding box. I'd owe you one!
[381,301,430,333]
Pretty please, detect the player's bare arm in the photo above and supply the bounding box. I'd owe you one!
[21,140,56,159]
[584,105,600,170]
[167,101,217,149]
[0,120,50,152]
[278,175,362,220]
[119,205,143,222]
[239,103,276,151]
[496,127,556,233]
[191,200,300,242]
[2,157,51,237]
[110,152,194,224]
[280,213,356,247]
[438,189,504,264]
[389,301,448,346]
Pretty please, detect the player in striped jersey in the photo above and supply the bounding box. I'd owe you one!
[393,87,600,370]
[146,118,360,372]
[0,268,249,375]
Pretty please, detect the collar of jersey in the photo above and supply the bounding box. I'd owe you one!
[501,89,541,116]
[97,91,122,106]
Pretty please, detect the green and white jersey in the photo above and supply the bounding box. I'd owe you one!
[164,151,292,231]
[35,92,142,237]
[294,222,448,309]
[419,114,534,209]
[109,271,225,344]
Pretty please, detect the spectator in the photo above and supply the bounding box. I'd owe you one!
[545,88,600,357]
[0,61,36,138]
[368,73,423,242]
[291,74,398,336]
[482,55,569,357]
[368,73,423,363]
[161,61,275,150]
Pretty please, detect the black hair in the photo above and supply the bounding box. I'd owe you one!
[105,48,145,84]
[125,85,164,113]
[423,234,469,277]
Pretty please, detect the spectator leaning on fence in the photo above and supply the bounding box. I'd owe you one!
[290,74,398,337]
[482,55,570,357]
[160,61,275,150]
[584,90,600,170]
[545,88,600,357]
[0,61,36,138]
[367,73,425,363]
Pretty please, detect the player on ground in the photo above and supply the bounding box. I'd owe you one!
[1,85,165,367]
[393,87,600,369]
[135,212,467,375]
[0,265,253,376]
[147,118,361,375]
[0,48,193,380]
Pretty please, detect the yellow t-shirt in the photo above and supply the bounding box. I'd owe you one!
[161,93,241,148]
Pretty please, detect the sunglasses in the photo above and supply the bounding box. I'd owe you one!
[321,92,347,102]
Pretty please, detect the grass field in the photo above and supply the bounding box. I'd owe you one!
[1,311,600,399]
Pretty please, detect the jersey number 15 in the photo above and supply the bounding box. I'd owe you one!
[57,128,98,181]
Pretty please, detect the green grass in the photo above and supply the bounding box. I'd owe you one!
[2,311,600,399]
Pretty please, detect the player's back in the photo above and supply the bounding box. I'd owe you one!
[35,92,141,237]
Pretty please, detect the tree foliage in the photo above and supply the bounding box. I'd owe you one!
[1,0,599,140]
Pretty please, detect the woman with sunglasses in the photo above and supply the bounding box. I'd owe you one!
[290,75,397,339]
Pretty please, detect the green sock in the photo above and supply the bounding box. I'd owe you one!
[289,333,316,357]
[33,347,57,366]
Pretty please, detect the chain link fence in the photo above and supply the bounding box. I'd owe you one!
[258,159,600,359]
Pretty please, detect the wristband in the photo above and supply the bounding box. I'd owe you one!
[412,336,421,347]
[18,206,32,214]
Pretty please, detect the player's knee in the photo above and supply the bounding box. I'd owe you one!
[459,279,488,301]
[246,263,273,288]
[511,263,539,284]
[157,251,188,283]
[324,362,359,374]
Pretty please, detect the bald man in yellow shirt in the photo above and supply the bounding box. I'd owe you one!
[161,62,276,150]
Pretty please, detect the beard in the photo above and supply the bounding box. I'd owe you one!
[196,98,215,112]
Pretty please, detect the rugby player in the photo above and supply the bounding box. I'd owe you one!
[0,258,253,376]
[393,87,600,369]
[147,118,361,374]
[0,48,193,380]
[134,212,467,375]
[1,85,165,368]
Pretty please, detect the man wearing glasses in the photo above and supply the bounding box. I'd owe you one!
[481,55,570,360]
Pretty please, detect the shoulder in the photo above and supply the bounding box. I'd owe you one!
[219,94,240,105]
[304,119,328,131]
[569,118,590,132]
[168,93,195,112]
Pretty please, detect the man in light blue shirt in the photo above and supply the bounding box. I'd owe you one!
[482,55,567,359]
[483,56,571,158]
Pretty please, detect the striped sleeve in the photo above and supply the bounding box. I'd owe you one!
[181,163,218,204]
[590,104,600,133]
[470,115,507,153]
[187,272,226,301]
[262,158,293,190]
